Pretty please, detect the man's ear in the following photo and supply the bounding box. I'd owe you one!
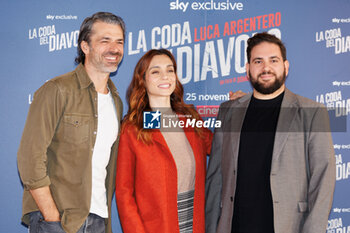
[245,62,250,80]
[81,41,89,55]
[284,60,290,76]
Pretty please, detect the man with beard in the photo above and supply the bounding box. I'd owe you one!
[17,12,125,233]
[205,32,335,233]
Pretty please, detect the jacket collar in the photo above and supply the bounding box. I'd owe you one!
[107,78,120,97]
[238,91,253,104]
[75,63,119,97]
[232,88,297,132]
[75,63,93,89]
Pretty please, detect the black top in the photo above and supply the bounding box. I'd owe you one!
[232,92,284,233]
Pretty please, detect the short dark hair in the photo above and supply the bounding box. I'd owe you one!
[75,12,126,64]
[246,32,287,63]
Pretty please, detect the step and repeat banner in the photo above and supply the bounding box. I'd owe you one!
[0,0,349,232]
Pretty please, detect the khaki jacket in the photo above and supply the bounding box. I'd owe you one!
[17,64,123,233]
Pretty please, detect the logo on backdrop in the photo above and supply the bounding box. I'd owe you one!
[28,15,79,52]
[333,81,350,87]
[46,14,78,20]
[316,90,350,117]
[333,143,350,182]
[333,208,350,213]
[327,217,350,232]
[169,0,244,12]
[315,17,350,55]
[128,12,282,87]
[335,153,350,181]
[143,111,162,129]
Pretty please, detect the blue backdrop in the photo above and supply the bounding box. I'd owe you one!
[0,0,349,232]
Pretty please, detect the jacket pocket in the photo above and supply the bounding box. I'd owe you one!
[298,201,309,213]
[62,114,90,144]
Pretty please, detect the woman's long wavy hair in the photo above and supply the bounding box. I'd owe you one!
[123,49,202,144]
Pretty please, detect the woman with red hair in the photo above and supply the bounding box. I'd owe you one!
[115,49,213,233]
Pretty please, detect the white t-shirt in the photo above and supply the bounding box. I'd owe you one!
[89,90,118,218]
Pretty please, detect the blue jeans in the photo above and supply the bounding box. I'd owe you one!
[29,211,106,233]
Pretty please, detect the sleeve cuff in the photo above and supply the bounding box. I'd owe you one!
[23,175,51,190]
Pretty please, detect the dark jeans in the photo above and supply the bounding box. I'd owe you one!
[29,211,106,233]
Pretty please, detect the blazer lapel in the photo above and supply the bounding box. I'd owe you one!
[230,93,252,130]
[271,89,298,171]
[223,94,252,168]
[152,129,169,148]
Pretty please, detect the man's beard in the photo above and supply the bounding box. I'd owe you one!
[249,70,286,95]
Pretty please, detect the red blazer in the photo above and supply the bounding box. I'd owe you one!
[116,121,213,233]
